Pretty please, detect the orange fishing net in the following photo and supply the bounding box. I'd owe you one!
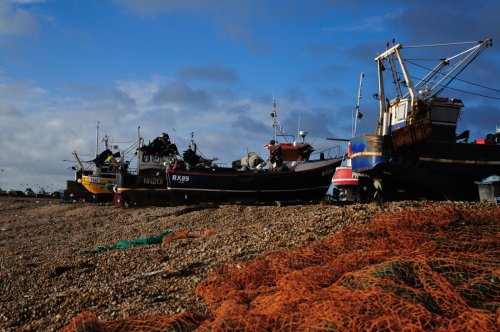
[60,310,206,332]
[63,206,500,331]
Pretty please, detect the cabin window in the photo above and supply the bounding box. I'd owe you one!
[142,155,150,162]
[394,102,407,121]
[152,156,160,163]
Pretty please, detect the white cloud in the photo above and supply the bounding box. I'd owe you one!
[12,1,46,4]
[0,75,232,189]
[116,79,160,108]
[323,11,402,33]
[0,0,39,36]
[179,62,239,83]
[115,0,254,17]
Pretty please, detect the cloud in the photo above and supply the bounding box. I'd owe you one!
[317,87,347,100]
[13,0,46,4]
[232,113,268,134]
[0,0,39,36]
[179,62,239,83]
[114,0,212,16]
[116,79,160,108]
[0,75,46,110]
[324,15,388,33]
[114,0,263,18]
[153,81,213,109]
[302,64,350,83]
[285,88,306,103]
[0,74,150,190]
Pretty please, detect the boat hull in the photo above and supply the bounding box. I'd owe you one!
[80,175,115,201]
[166,158,341,205]
[332,166,359,186]
[331,163,374,202]
[113,170,170,207]
[350,134,500,200]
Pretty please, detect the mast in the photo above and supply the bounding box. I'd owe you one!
[271,97,278,143]
[353,72,364,137]
[137,126,142,148]
[376,59,386,135]
[269,97,288,143]
[136,126,142,172]
[95,121,100,158]
[394,47,417,107]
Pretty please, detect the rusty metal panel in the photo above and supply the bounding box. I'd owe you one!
[392,118,432,150]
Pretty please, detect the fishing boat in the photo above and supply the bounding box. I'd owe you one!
[78,148,120,201]
[164,100,343,205]
[113,132,179,207]
[328,73,372,203]
[77,123,122,201]
[331,157,372,202]
[349,39,500,200]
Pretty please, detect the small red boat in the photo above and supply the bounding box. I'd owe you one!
[331,157,371,202]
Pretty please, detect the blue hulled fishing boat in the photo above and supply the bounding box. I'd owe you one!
[349,39,500,200]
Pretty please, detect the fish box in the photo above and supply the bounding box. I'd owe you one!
[476,175,500,203]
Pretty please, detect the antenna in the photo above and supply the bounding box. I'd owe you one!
[190,132,196,152]
[162,110,166,133]
[102,135,109,150]
[297,115,301,142]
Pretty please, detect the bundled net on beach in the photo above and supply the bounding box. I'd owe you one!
[63,206,499,331]
[61,310,206,332]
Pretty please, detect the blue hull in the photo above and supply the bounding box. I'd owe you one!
[349,134,500,200]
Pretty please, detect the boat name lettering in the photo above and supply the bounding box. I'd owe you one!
[322,168,334,177]
[143,178,164,185]
[89,177,101,183]
[172,175,190,183]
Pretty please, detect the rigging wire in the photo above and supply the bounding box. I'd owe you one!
[394,69,500,101]
[405,59,500,94]
[440,85,500,100]
[402,58,449,61]
[402,41,484,48]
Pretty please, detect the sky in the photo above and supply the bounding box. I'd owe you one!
[0,0,499,192]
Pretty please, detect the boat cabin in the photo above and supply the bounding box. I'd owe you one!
[265,141,314,162]
[136,133,179,174]
[388,96,464,142]
[264,138,315,172]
